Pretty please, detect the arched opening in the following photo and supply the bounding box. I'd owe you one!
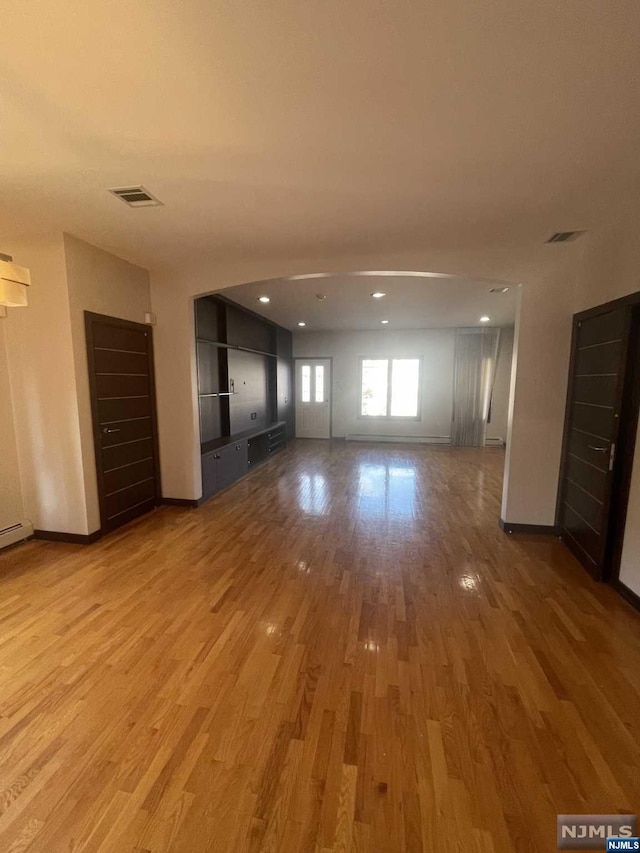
[192,269,523,520]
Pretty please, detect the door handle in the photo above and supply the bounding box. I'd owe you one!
[103,427,121,435]
[587,445,607,452]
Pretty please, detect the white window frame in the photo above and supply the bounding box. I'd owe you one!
[358,356,422,420]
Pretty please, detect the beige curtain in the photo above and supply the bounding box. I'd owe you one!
[451,328,501,447]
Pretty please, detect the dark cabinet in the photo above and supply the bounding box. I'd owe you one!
[275,327,293,438]
[197,341,220,395]
[276,326,292,358]
[202,450,219,500]
[217,441,248,490]
[195,295,290,503]
[276,357,294,438]
[195,297,223,341]
[267,424,286,455]
[248,432,269,467]
[226,304,276,354]
[227,349,270,434]
[202,439,248,499]
[199,395,222,444]
[248,424,286,468]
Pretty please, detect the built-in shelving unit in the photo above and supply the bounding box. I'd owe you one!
[195,295,294,502]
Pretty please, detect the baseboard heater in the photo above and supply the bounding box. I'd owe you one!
[344,434,506,447]
[0,520,34,551]
[345,434,451,445]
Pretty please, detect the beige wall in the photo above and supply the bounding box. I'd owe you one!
[292,326,513,443]
[64,234,151,532]
[0,320,25,531]
[151,281,201,501]
[1,233,151,536]
[3,234,87,534]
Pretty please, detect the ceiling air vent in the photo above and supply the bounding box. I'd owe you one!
[108,186,163,207]
[546,230,586,244]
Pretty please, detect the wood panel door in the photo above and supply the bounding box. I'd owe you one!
[85,312,161,533]
[558,305,632,578]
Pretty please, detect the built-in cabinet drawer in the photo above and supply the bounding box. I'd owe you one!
[267,425,286,455]
[248,425,286,467]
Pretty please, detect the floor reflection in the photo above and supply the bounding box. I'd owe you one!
[297,472,330,516]
[356,461,417,520]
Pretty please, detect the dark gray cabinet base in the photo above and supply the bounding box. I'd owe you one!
[201,423,286,502]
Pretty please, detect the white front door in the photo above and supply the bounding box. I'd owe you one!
[295,359,331,439]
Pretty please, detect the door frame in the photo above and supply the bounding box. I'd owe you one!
[293,356,333,439]
[555,290,640,600]
[85,311,162,534]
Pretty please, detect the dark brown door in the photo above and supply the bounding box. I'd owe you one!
[85,312,161,533]
[558,305,632,578]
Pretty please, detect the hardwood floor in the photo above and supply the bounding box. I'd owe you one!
[0,440,639,852]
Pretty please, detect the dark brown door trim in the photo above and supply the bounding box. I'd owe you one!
[85,311,162,534]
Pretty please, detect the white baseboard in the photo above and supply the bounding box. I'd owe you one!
[345,434,451,445]
[0,520,34,551]
[485,437,506,447]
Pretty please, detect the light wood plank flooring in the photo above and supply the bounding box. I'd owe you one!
[0,441,639,852]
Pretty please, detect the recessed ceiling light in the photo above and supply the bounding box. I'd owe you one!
[489,287,510,294]
[480,316,491,323]
[371,292,386,299]
[381,319,390,324]
[258,296,270,303]
[297,321,306,327]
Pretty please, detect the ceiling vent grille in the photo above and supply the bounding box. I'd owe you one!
[546,230,586,244]
[108,186,163,207]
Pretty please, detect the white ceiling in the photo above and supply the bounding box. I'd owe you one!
[220,272,517,331]
[1,1,639,270]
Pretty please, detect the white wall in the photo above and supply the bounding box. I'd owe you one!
[0,320,25,531]
[64,234,151,533]
[3,234,88,534]
[292,326,513,442]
